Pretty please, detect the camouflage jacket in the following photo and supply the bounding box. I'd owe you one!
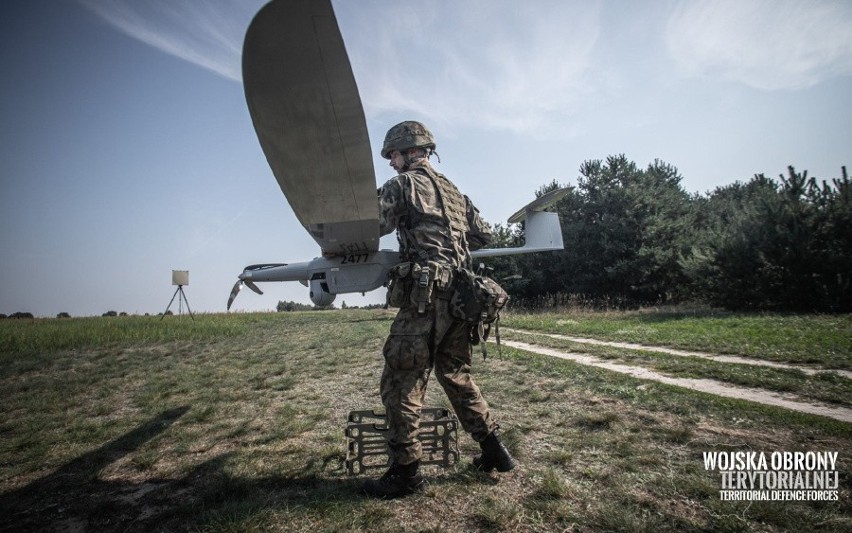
[378,160,492,269]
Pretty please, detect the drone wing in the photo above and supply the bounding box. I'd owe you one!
[243,0,379,256]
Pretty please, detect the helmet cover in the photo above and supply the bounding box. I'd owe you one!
[381,121,436,159]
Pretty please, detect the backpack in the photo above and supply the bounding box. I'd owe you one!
[450,268,509,357]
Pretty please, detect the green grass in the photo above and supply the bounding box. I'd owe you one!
[0,309,849,532]
[505,330,852,408]
[0,313,257,356]
[505,309,852,368]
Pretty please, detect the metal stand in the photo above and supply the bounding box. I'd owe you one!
[162,285,194,320]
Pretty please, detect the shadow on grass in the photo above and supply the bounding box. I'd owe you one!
[0,407,365,532]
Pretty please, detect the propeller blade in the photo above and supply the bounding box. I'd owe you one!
[245,280,263,295]
[227,280,242,311]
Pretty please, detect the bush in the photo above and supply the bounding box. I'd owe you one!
[276,300,314,312]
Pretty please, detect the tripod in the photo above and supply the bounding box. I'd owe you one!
[162,285,195,320]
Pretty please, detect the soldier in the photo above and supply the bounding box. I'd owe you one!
[362,121,516,499]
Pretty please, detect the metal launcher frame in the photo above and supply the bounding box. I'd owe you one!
[345,408,460,476]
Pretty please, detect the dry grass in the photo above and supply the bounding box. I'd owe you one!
[0,309,849,532]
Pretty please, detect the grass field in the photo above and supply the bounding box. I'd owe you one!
[0,309,850,532]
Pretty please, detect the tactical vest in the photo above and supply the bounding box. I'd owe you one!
[399,166,471,268]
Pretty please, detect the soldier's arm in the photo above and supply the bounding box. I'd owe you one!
[378,177,404,236]
[464,195,493,250]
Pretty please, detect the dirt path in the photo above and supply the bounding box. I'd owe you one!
[503,328,852,380]
[501,337,852,424]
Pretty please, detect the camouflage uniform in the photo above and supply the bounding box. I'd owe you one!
[378,159,497,466]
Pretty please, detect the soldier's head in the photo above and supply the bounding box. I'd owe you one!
[381,121,436,173]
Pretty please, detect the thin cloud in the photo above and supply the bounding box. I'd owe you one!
[666,0,852,90]
[338,0,602,135]
[77,0,262,81]
[78,0,603,135]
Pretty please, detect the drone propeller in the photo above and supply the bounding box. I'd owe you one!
[227,278,263,311]
[245,279,263,295]
[226,264,290,310]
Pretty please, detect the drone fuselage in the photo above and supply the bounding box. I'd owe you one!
[239,251,399,306]
[235,207,566,307]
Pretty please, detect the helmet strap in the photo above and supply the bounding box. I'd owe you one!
[403,148,429,170]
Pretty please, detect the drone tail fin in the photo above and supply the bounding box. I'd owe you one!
[472,187,568,259]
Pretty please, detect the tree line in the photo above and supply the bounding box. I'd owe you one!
[486,155,850,312]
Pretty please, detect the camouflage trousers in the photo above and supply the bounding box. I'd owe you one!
[380,297,497,465]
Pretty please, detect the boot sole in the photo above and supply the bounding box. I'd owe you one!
[361,478,425,499]
[473,457,517,473]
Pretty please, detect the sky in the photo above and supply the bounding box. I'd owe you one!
[1,0,850,318]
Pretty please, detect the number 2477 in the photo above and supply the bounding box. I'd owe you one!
[341,253,369,264]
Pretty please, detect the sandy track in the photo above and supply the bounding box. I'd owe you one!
[503,328,852,380]
[501,336,852,424]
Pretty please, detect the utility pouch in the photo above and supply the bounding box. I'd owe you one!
[450,268,508,324]
[386,262,413,308]
[432,261,453,291]
[450,268,509,358]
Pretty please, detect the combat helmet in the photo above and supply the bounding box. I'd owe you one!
[381,121,436,159]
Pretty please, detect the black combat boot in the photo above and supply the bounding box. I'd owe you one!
[361,461,424,498]
[473,431,517,472]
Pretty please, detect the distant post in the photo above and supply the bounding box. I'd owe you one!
[162,270,194,320]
